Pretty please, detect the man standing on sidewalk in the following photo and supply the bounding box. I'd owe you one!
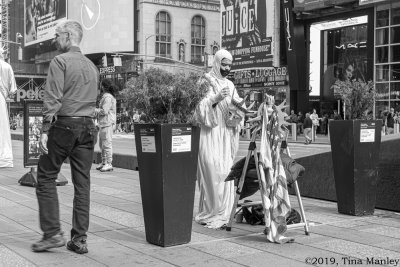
[32,20,99,254]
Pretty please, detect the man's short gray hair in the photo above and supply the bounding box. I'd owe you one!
[56,20,83,44]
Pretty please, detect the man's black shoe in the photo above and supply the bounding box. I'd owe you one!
[67,239,88,254]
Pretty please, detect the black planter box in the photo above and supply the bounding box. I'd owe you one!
[329,120,382,216]
[134,123,200,247]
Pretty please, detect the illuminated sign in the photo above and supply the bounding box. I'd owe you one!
[359,0,389,5]
[24,0,68,46]
[293,0,356,11]
[68,0,135,54]
[335,41,367,50]
[150,0,219,11]
[284,0,292,51]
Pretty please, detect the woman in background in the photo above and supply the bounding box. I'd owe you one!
[95,79,117,172]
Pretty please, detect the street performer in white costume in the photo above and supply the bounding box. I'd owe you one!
[0,47,17,168]
[193,49,245,229]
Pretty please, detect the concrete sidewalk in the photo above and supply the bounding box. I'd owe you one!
[1,141,400,266]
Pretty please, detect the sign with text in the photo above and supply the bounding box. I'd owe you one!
[24,0,67,46]
[171,127,192,153]
[23,100,43,167]
[221,0,273,70]
[360,122,375,143]
[233,67,289,88]
[140,128,156,153]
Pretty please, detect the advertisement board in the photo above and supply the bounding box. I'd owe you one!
[24,0,67,46]
[23,100,43,167]
[233,67,289,88]
[221,0,273,70]
[67,0,135,54]
[293,0,356,11]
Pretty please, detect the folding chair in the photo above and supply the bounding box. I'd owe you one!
[226,126,310,236]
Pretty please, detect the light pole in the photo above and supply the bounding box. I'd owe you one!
[144,34,156,64]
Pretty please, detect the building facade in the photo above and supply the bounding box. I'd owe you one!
[284,0,400,118]
[138,0,220,73]
[2,0,220,116]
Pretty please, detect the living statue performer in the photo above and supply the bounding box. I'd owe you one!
[193,49,246,229]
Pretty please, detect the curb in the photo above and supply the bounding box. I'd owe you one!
[12,132,139,171]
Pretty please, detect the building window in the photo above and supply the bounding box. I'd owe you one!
[191,15,206,64]
[375,4,400,118]
[156,11,171,59]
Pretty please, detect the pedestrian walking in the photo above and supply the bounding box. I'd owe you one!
[32,20,99,254]
[95,79,117,172]
[303,113,313,144]
[0,46,18,168]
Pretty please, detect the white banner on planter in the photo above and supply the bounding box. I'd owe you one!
[171,127,192,153]
[141,136,156,152]
[360,123,375,143]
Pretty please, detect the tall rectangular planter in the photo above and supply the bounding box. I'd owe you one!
[329,120,381,216]
[134,123,200,247]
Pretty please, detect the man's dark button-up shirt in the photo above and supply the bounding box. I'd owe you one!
[42,46,99,132]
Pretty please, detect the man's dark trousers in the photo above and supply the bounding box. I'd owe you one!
[36,117,97,240]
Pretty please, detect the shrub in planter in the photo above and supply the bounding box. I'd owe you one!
[330,79,381,216]
[121,67,208,246]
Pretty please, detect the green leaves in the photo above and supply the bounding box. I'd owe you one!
[334,79,375,120]
[120,68,208,123]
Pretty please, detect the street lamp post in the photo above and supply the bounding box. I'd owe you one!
[144,34,156,64]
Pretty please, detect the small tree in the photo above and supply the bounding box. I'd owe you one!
[333,79,376,120]
[120,67,208,123]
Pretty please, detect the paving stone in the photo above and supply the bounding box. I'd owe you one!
[0,245,35,267]
[190,240,263,259]
[90,203,144,228]
[311,224,398,245]
[230,251,311,267]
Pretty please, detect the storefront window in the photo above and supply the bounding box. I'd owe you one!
[376,47,389,63]
[391,45,400,62]
[377,10,389,27]
[376,28,388,45]
[391,8,400,25]
[376,65,389,82]
[391,26,400,43]
[321,23,368,100]
[374,4,400,116]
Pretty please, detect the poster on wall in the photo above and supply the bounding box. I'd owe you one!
[67,0,135,54]
[24,0,67,46]
[309,15,370,100]
[220,0,273,70]
[23,100,43,167]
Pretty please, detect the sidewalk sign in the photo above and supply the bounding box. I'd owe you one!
[18,100,68,187]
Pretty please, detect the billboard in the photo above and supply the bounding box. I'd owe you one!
[221,0,274,70]
[23,100,43,167]
[24,0,67,46]
[67,0,135,54]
